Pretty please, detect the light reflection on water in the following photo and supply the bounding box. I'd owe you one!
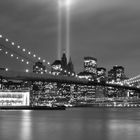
[20,110,32,140]
[107,119,140,140]
[0,108,140,140]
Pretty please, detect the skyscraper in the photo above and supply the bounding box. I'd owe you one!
[76,56,98,99]
[107,65,126,97]
[96,67,107,98]
[108,65,125,82]
[67,57,75,74]
[61,52,67,71]
[84,57,97,76]
[97,67,106,82]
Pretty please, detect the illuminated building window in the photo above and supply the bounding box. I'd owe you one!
[84,57,97,74]
[33,61,46,74]
[51,60,62,76]
[0,91,30,106]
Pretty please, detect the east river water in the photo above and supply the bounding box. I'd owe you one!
[0,108,140,140]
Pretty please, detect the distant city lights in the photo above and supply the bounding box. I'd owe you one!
[0,32,140,108]
[5,68,8,71]
[22,49,26,52]
[25,69,29,73]
[26,61,29,65]
[11,42,15,45]
[1,33,139,93]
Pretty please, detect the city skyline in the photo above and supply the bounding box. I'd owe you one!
[0,0,140,77]
[1,1,140,140]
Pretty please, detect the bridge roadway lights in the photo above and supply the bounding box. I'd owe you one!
[0,70,140,92]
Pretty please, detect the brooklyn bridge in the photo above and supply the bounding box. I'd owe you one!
[0,33,140,106]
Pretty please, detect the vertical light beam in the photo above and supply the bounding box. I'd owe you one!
[58,0,71,60]
[58,0,62,60]
[66,0,70,60]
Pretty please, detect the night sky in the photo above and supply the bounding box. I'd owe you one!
[0,0,140,77]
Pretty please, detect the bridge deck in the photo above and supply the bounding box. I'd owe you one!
[0,70,140,92]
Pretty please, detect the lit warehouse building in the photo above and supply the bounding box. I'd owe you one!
[0,90,30,106]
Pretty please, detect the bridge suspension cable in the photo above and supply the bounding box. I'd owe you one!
[0,34,51,66]
[123,74,140,84]
[0,45,33,65]
[127,78,140,84]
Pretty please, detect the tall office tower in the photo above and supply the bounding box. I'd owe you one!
[108,68,115,82]
[108,65,125,82]
[61,52,67,71]
[97,67,106,82]
[84,57,97,75]
[67,57,75,74]
[113,65,125,82]
[96,67,107,98]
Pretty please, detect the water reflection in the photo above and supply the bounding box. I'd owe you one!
[20,110,32,140]
[108,119,140,140]
[0,108,140,140]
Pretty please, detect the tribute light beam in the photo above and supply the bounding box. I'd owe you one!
[58,0,73,60]
[58,0,62,60]
[66,0,70,60]
[60,0,73,7]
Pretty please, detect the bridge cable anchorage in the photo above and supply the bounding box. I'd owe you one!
[0,34,51,69]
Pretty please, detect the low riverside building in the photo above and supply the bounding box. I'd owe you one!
[0,90,30,107]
